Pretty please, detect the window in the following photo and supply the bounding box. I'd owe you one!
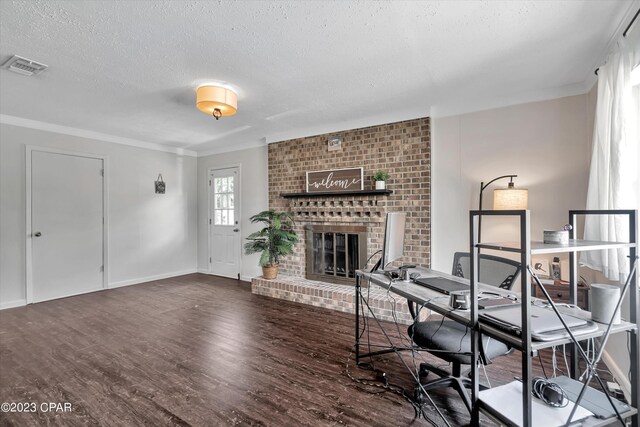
[213,176,234,226]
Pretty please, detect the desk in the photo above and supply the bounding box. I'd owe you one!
[354,267,638,426]
[355,267,516,364]
[354,266,518,424]
[355,266,476,424]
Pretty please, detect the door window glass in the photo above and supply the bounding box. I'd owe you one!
[213,176,235,225]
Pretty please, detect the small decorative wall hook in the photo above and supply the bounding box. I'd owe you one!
[155,174,166,194]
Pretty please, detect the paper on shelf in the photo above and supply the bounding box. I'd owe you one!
[479,381,594,427]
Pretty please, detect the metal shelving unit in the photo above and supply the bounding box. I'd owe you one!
[468,209,638,427]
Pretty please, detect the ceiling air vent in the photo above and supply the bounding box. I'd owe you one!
[2,55,48,76]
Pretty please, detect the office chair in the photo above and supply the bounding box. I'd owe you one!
[451,252,521,290]
[407,252,521,412]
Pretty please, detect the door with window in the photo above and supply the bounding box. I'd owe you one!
[209,167,240,279]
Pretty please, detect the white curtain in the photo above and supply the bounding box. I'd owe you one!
[582,38,640,283]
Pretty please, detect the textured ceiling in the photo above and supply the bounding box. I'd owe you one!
[0,0,635,155]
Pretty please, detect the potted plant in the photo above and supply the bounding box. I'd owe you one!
[373,171,390,190]
[244,210,299,280]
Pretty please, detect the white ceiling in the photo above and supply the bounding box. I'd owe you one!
[0,1,636,156]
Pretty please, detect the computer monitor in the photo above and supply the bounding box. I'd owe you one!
[380,212,406,270]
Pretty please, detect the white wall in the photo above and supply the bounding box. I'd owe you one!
[432,93,593,273]
[0,123,198,308]
[197,146,268,281]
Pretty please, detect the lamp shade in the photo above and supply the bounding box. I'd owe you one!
[493,186,528,210]
[196,85,238,117]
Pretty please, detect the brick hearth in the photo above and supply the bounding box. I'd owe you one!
[251,275,414,324]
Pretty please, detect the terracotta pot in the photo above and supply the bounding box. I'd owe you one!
[375,180,386,190]
[262,264,279,280]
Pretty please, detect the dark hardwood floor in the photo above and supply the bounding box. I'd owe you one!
[0,274,611,426]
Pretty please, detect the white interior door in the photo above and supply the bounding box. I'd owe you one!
[30,150,105,303]
[209,167,241,279]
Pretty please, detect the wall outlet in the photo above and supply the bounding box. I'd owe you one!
[532,258,550,278]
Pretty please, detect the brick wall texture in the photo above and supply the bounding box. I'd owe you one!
[268,117,431,279]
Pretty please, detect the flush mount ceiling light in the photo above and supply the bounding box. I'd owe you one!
[196,85,238,120]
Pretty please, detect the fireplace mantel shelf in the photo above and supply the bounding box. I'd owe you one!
[281,189,393,198]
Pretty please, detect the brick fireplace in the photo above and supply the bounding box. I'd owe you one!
[269,117,431,276]
[252,117,430,320]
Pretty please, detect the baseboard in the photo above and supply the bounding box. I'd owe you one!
[0,299,27,310]
[602,349,631,403]
[1,270,200,309]
[196,270,254,283]
[109,269,198,289]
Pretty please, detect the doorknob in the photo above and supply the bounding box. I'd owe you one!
[233,228,239,232]
[34,232,42,237]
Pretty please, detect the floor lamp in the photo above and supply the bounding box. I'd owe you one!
[478,175,528,244]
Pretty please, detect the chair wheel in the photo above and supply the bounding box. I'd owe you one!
[414,386,427,404]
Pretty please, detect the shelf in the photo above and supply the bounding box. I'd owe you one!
[479,318,637,352]
[469,210,638,427]
[477,239,637,255]
[281,189,392,198]
[478,383,637,427]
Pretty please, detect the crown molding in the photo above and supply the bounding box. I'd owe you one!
[431,80,591,119]
[0,114,198,157]
[264,107,431,145]
[197,140,266,158]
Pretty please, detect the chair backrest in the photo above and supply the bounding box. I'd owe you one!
[452,252,521,290]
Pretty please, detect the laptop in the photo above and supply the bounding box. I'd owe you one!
[550,376,630,419]
[413,277,469,295]
[479,305,596,341]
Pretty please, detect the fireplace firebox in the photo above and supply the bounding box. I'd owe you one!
[305,224,368,285]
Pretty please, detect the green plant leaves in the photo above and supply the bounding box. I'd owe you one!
[373,170,389,181]
[258,251,271,268]
[245,210,299,267]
